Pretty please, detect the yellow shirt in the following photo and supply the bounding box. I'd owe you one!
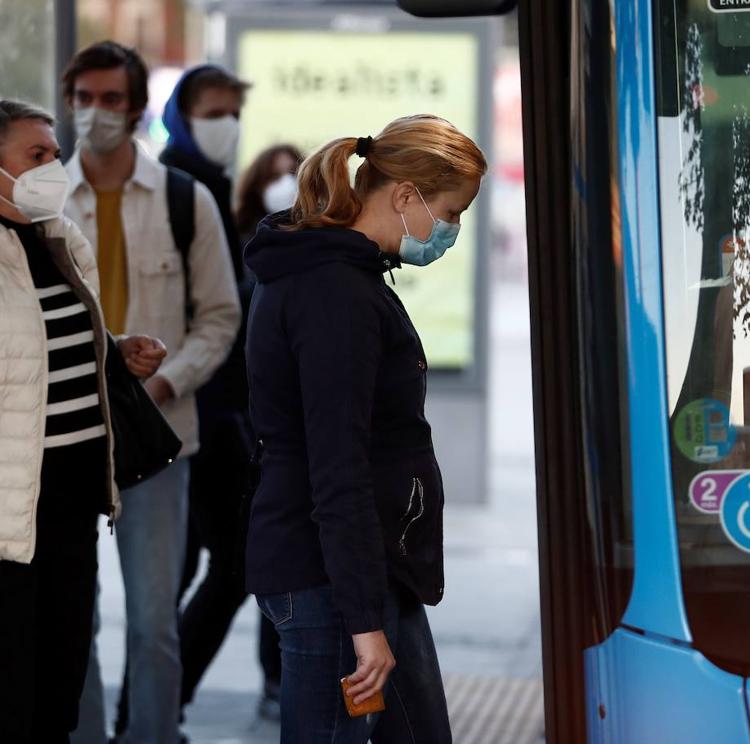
[95,188,128,335]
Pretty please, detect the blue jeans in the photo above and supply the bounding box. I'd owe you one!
[73,460,189,744]
[257,584,452,744]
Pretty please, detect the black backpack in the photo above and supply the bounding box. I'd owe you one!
[165,167,195,324]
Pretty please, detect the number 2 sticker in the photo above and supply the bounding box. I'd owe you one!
[689,471,744,512]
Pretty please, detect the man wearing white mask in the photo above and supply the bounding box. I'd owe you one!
[154,66,277,728]
[62,42,241,744]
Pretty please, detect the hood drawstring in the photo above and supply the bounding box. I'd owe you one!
[380,254,397,286]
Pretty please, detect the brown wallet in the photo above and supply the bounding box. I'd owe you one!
[340,677,386,717]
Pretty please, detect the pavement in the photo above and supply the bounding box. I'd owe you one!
[94,276,544,744]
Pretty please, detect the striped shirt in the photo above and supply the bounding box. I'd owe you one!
[2,217,106,450]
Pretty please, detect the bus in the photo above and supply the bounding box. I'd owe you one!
[400,0,750,741]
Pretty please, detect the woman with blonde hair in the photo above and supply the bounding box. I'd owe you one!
[0,99,166,742]
[244,114,486,743]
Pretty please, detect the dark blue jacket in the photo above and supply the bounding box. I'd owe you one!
[244,214,445,634]
[160,66,253,437]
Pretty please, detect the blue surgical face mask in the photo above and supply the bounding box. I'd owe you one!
[399,188,460,267]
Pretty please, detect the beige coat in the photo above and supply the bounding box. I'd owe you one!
[0,216,118,564]
[65,143,241,457]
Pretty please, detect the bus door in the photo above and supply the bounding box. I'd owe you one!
[559,0,750,740]
[401,0,750,741]
[584,0,750,741]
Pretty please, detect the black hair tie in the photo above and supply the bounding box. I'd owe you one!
[355,136,373,158]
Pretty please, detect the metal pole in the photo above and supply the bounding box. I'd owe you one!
[55,0,77,159]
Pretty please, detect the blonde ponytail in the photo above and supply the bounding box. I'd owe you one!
[291,137,363,229]
[290,115,487,231]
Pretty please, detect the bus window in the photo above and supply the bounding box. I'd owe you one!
[655,0,750,676]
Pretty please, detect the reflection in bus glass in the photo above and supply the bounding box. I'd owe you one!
[656,0,750,675]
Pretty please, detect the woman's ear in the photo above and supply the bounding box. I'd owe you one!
[391,181,415,214]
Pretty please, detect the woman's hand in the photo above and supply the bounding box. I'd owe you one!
[117,335,167,379]
[345,630,396,705]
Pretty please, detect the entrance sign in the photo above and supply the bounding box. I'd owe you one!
[708,0,750,12]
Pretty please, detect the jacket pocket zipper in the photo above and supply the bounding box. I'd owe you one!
[398,477,424,556]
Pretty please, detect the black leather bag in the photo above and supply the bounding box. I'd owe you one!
[105,333,182,490]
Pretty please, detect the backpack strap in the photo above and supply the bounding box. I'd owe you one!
[166,167,196,325]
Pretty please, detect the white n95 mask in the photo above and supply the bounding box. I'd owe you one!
[0,160,70,223]
[191,116,241,169]
[263,173,298,214]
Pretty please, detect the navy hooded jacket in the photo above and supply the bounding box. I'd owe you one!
[160,65,253,434]
[244,214,445,634]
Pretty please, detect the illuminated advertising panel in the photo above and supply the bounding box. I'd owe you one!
[236,28,480,370]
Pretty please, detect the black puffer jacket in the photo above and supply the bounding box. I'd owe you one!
[244,214,445,634]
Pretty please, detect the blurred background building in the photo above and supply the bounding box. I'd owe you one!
[1,0,526,282]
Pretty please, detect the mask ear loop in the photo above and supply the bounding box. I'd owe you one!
[0,165,18,185]
[400,186,433,238]
[0,166,18,210]
[0,194,16,211]
[414,186,436,222]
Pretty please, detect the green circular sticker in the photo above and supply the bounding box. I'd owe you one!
[674,398,736,463]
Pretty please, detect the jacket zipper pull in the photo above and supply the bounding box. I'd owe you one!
[388,269,396,285]
[107,507,115,535]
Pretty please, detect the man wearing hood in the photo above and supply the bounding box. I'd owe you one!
[157,66,283,725]
[62,43,241,744]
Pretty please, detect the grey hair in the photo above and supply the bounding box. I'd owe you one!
[0,99,55,146]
